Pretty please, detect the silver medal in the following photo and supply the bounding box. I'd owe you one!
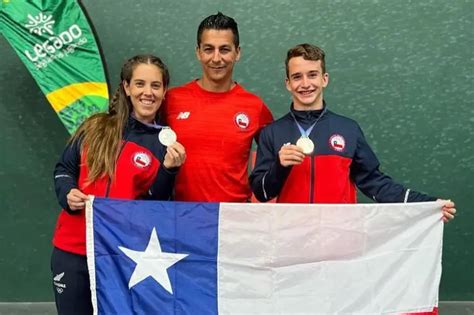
[158,127,177,146]
[296,137,315,155]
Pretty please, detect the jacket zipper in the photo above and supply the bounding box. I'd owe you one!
[105,141,127,197]
[309,154,315,203]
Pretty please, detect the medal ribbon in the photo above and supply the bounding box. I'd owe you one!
[131,112,166,129]
[290,107,327,138]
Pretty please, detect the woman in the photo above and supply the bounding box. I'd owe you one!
[50,55,185,314]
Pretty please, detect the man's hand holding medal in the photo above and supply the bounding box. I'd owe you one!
[278,140,312,167]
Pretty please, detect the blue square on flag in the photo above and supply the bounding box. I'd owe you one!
[88,198,219,314]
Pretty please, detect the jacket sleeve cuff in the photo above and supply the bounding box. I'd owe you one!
[261,159,292,200]
[59,184,79,214]
[160,164,179,175]
[406,189,437,202]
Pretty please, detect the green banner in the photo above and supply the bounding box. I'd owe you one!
[0,0,108,133]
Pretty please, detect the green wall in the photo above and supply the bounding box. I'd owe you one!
[0,0,472,301]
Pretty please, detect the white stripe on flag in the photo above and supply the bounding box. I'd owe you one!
[85,196,98,315]
[218,202,442,314]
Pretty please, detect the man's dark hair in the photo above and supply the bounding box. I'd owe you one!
[197,12,239,47]
[285,43,326,78]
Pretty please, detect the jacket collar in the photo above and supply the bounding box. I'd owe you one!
[290,100,327,126]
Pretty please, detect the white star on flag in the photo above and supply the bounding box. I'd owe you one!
[118,227,188,294]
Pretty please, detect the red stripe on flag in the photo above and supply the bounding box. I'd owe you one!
[397,307,438,315]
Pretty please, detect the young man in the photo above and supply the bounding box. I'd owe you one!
[250,43,455,222]
[162,12,273,202]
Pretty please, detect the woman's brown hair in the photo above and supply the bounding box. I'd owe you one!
[70,55,169,183]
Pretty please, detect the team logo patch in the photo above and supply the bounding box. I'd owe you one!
[329,134,346,152]
[133,152,151,168]
[234,112,250,129]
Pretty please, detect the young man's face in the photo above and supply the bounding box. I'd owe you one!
[285,57,328,110]
[196,29,240,86]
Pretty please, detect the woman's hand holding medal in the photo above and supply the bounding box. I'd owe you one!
[279,143,306,167]
[163,142,186,169]
[159,127,186,169]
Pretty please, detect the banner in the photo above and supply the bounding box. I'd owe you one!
[1,0,108,133]
[86,198,443,314]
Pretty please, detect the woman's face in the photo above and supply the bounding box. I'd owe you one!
[123,63,166,124]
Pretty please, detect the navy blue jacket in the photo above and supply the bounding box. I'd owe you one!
[250,104,436,204]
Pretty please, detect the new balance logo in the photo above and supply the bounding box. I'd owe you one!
[53,272,65,282]
[176,112,190,119]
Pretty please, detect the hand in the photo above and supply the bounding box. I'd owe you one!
[163,141,186,169]
[437,199,456,223]
[279,143,305,167]
[66,188,89,211]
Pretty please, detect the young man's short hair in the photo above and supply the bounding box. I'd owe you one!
[285,43,326,77]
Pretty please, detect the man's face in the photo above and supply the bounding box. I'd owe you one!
[196,29,240,85]
[285,57,328,110]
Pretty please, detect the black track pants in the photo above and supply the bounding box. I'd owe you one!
[51,247,93,315]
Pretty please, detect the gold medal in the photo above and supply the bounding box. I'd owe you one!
[158,127,177,146]
[296,137,315,155]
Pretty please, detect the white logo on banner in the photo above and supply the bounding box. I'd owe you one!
[25,13,55,35]
[23,11,86,69]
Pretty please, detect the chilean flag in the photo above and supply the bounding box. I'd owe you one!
[86,198,442,314]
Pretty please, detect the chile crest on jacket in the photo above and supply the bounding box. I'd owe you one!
[329,134,346,152]
[133,152,152,168]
